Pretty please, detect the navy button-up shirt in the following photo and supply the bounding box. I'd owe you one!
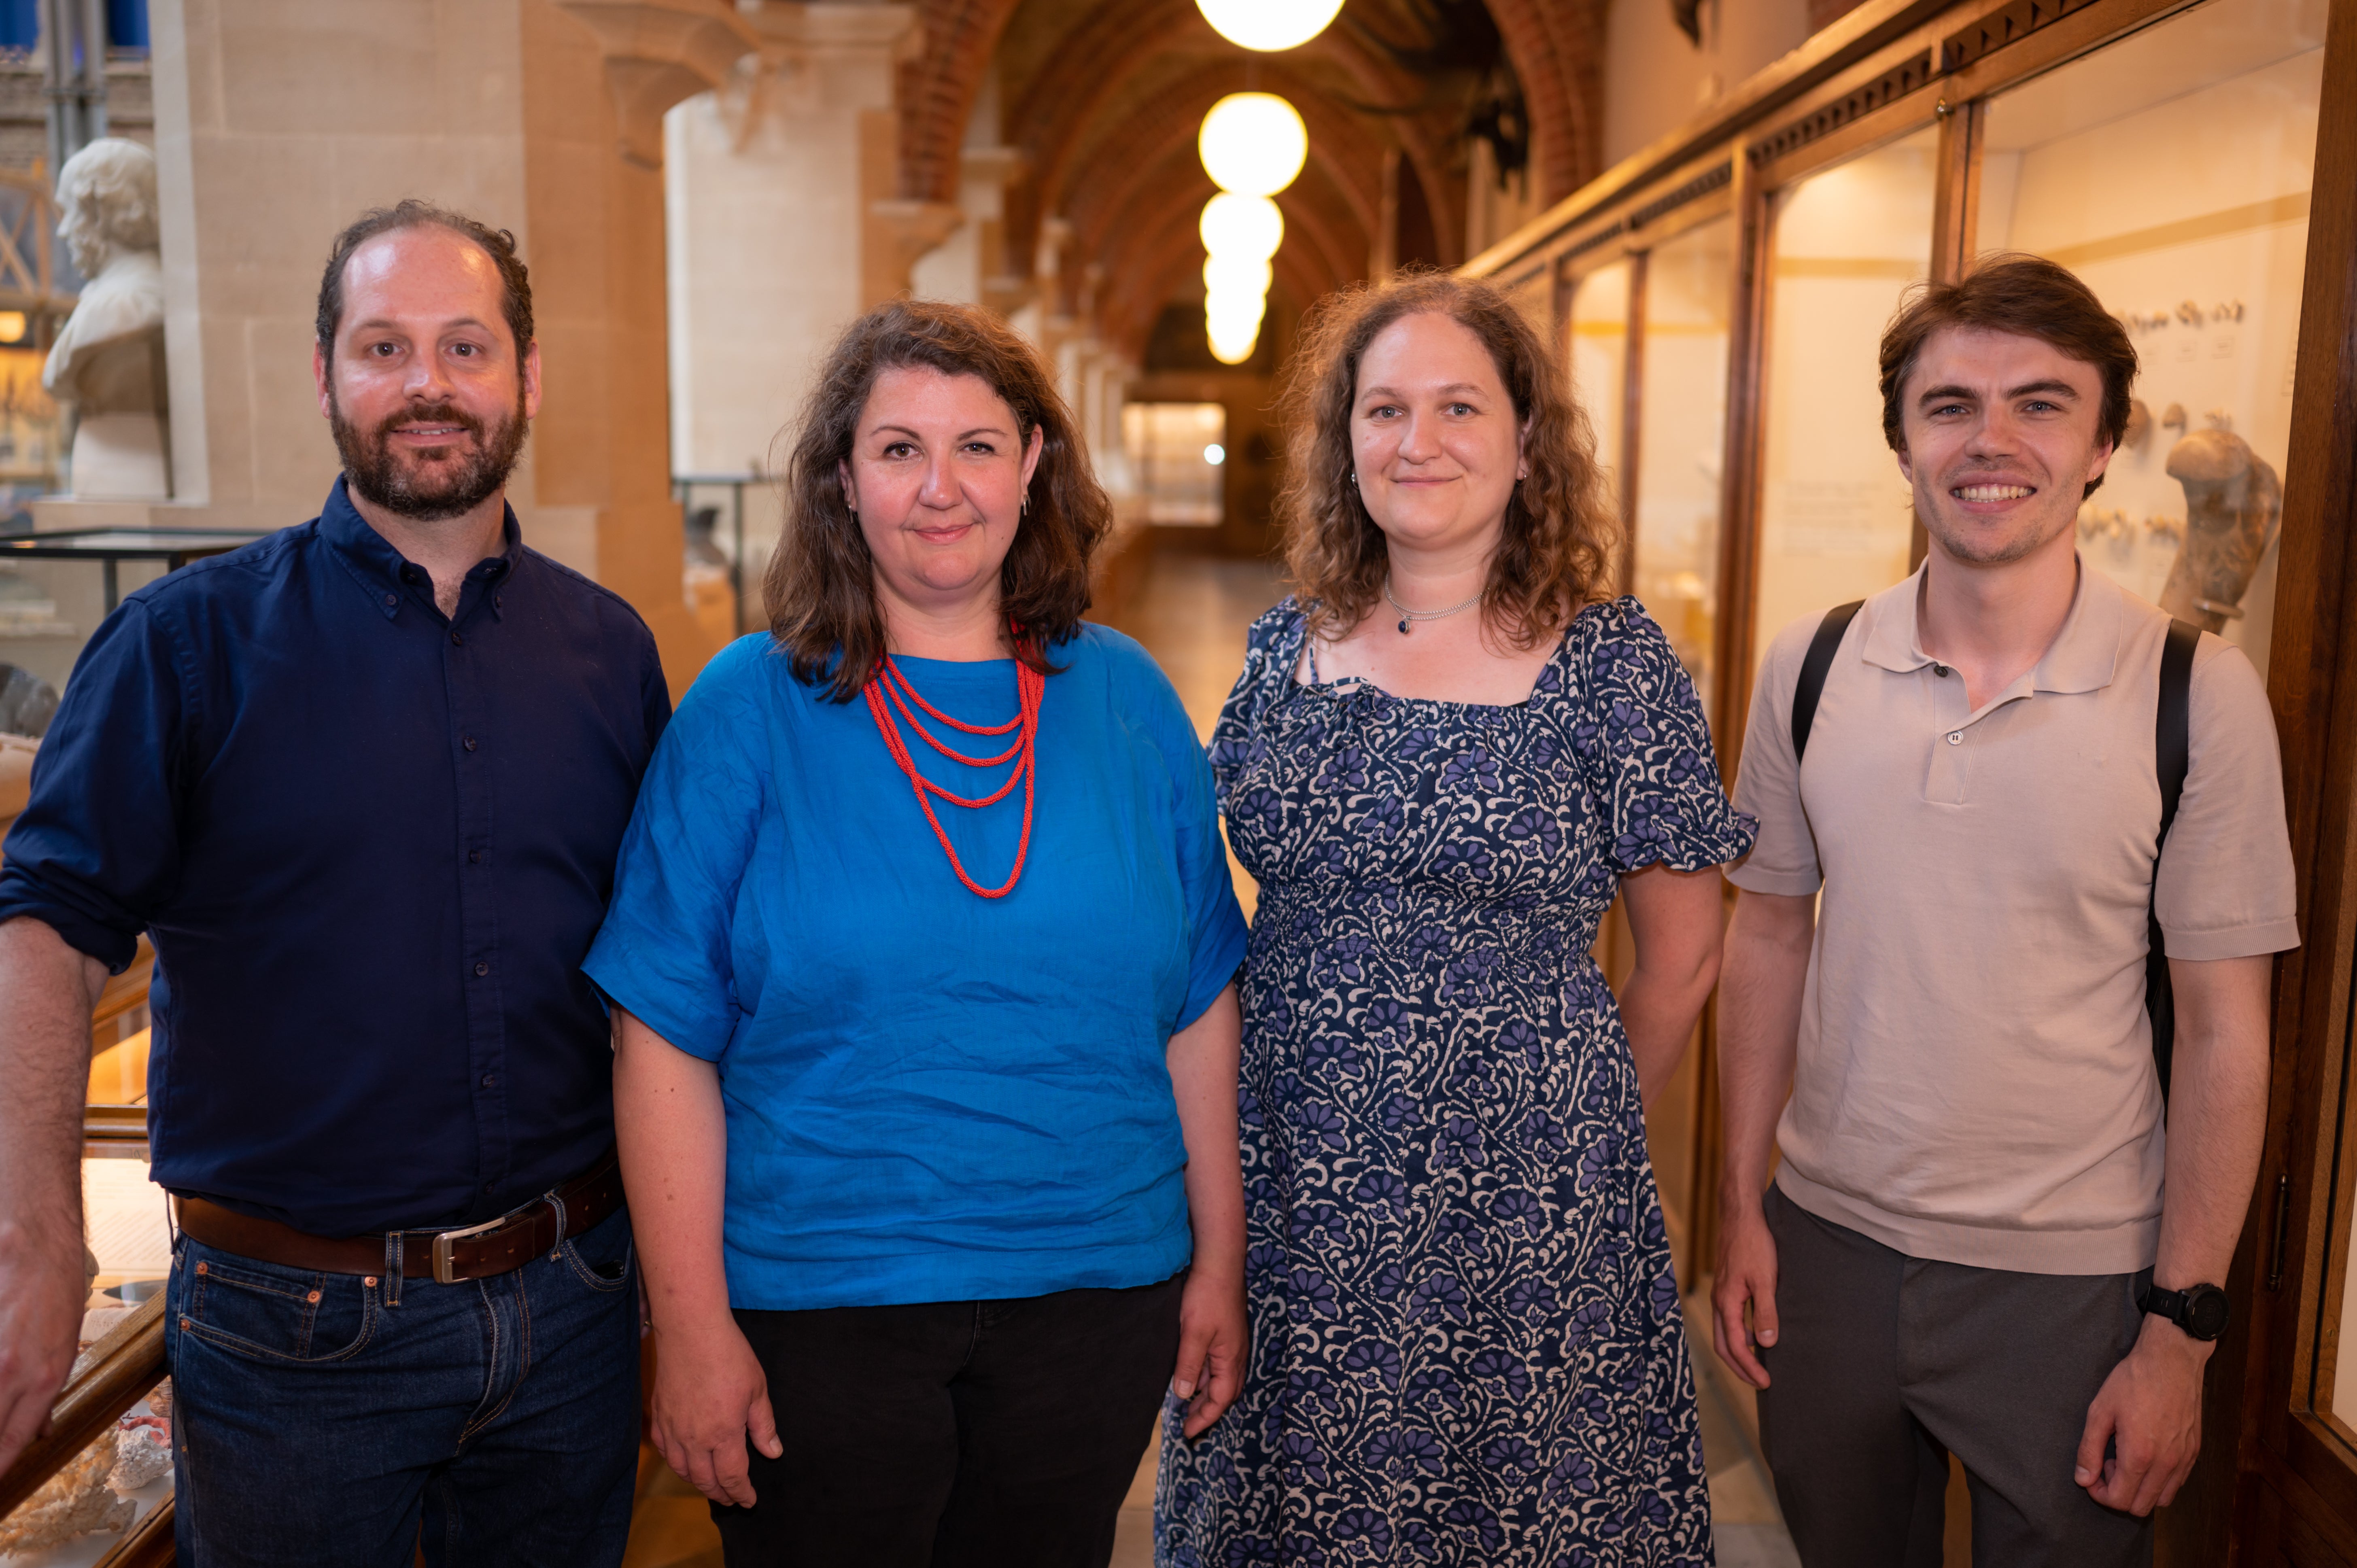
[0,479,671,1235]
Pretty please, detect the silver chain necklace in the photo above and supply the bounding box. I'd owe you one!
[1382,576,1483,635]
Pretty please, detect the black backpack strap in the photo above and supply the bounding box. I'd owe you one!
[1791,600,1866,764]
[2146,618,2200,1098]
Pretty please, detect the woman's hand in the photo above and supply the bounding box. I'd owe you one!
[1172,1265,1249,1437]
[614,1007,781,1503]
[650,1314,784,1506]
[1167,984,1249,1437]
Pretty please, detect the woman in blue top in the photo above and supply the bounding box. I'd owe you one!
[588,300,1250,1568]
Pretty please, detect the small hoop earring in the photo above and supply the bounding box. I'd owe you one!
[1020,492,1030,516]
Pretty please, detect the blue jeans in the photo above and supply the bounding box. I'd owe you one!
[164,1204,641,1568]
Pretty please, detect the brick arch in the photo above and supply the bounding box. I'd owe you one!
[1009,0,1446,225]
[1480,0,1607,202]
[897,0,1026,203]
[898,0,1597,274]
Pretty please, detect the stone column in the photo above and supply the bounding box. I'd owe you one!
[664,1,955,480]
[66,0,752,693]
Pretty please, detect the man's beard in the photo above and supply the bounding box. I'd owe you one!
[331,388,529,523]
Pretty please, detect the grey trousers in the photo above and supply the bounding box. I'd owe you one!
[1754,1184,2155,1568]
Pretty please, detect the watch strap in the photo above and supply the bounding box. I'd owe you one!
[2140,1281,2229,1340]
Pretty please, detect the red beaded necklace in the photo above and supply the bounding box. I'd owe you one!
[861,631,1044,899]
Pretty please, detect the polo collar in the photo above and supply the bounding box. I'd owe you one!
[319,475,524,620]
[1860,553,2121,695]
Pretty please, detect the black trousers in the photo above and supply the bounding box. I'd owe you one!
[712,1273,1183,1568]
[1754,1184,2154,1568]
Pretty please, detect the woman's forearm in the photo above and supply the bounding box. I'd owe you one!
[1616,866,1728,1105]
[1167,983,1246,1280]
[1620,963,1717,1105]
[613,1007,735,1332]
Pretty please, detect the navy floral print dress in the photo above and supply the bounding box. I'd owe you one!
[1156,597,1755,1568]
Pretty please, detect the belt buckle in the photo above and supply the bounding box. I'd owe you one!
[431,1215,510,1285]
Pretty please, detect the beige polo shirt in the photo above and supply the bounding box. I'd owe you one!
[1730,561,2297,1273]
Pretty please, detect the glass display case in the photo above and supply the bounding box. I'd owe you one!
[1753,125,1939,672]
[1977,0,2322,684]
[1565,259,1631,557]
[1631,216,1735,710]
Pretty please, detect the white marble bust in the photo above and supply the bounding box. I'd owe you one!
[43,138,169,500]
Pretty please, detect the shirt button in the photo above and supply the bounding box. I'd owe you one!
[1947,731,1963,745]
[468,849,483,865]
[481,1074,497,1089]
[382,593,397,608]
[1932,663,1951,677]
[451,631,464,647]
[463,735,478,751]
[474,961,490,977]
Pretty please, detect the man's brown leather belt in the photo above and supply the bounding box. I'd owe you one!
[172,1148,625,1285]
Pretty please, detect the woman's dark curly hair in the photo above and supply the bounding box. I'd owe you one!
[1281,269,1618,647]
[764,299,1112,701]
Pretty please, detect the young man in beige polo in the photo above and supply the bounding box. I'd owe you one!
[1710,254,2293,1566]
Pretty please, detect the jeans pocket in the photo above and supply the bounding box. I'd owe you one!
[179,1243,378,1364]
[558,1212,634,1293]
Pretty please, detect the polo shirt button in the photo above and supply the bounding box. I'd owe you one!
[383,593,397,608]
[468,849,483,864]
[474,961,490,977]
[481,1074,497,1089]
[451,631,464,647]
[463,735,478,752]
[1947,731,1963,745]
[1932,663,1951,677]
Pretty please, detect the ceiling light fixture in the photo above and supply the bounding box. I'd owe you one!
[1194,0,1344,52]
[1197,92,1308,197]
[1199,193,1284,263]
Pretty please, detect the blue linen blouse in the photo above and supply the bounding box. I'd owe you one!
[584,625,1249,1311]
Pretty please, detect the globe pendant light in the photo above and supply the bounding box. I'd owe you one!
[1195,0,1344,51]
[1203,254,1273,297]
[1199,193,1284,263]
[1198,92,1308,198]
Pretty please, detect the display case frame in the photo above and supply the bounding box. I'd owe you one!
[1467,0,2357,1559]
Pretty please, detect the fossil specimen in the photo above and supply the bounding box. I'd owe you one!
[2160,428,2281,632]
[2122,398,2151,451]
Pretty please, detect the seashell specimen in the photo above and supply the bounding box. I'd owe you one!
[109,1415,173,1492]
[2160,429,2281,632]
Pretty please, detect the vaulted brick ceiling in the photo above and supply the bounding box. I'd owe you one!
[894,0,1604,359]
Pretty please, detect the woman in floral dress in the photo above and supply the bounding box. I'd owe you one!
[1156,272,1754,1568]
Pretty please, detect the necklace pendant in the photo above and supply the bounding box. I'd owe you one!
[1398,617,1412,634]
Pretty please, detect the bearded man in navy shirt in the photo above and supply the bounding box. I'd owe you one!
[0,200,669,1566]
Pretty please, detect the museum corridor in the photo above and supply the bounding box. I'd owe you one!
[6,0,2357,1562]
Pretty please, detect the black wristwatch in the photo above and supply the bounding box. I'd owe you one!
[2141,1282,2232,1342]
